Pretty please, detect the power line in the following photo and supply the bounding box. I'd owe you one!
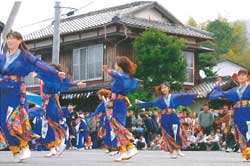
[15,1,94,30]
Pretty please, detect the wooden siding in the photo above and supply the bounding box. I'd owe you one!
[104,42,136,81]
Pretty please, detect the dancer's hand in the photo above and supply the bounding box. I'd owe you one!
[58,72,66,79]
[216,77,222,86]
[77,82,86,88]
[135,99,142,104]
[102,65,109,73]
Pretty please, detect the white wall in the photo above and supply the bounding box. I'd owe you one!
[213,61,247,77]
[133,8,169,23]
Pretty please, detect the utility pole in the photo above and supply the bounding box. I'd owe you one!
[52,1,60,64]
[1,1,21,54]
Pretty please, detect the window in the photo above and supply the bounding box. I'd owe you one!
[184,51,194,84]
[25,55,41,86]
[73,44,103,81]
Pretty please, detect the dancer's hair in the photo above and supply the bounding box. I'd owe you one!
[6,31,29,52]
[98,89,112,98]
[115,56,137,76]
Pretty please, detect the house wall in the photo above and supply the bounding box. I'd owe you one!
[133,8,170,23]
[104,42,136,81]
[212,61,247,76]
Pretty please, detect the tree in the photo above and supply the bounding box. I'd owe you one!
[231,21,249,54]
[205,18,236,59]
[223,49,250,67]
[128,87,153,112]
[133,28,186,92]
[187,17,198,27]
[198,53,217,77]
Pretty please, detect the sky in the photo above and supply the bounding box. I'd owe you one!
[0,0,250,34]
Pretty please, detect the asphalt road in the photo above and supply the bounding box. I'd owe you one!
[0,150,249,166]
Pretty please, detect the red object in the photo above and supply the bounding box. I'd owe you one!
[40,80,44,100]
[232,73,239,82]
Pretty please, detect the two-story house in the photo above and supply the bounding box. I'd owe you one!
[23,1,214,111]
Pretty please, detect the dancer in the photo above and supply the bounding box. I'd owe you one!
[0,31,65,162]
[102,56,139,162]
[86,89,118,154]
[209,69,250,161]
[34,64,86,157]
[136,82,197,158]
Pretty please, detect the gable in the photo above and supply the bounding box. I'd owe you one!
[132,7,171,23]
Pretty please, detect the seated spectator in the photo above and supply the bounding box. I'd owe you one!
[205,130,220,151]
[85,135,93,150]
[223,127,237,152]
[134,133,147,150]
[150,135,161,150]
[194,130,207,151]
[185,130,196,150]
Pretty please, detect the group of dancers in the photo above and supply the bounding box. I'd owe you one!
[0,30,250,163]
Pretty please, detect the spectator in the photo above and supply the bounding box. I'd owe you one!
[85,135,93,150]
[87,115,98,148]
[140,113,158,147]
[126,111,133,131]
[134,133,147,150]
[185,130,196,150]
[194,130,207,151]
[198,104,214,135]
[150,135,161,150]
[191,112,200,136]
[66,104,78,149]
[205,130,220,151]
[132,112,143,128]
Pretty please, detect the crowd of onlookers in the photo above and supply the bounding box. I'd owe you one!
[28,103,241,153]
[124,104,240,153]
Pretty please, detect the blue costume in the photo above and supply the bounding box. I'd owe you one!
[28,106,70,148]
[87,102,117,148]
[0,49,58,154]
[209,85,250,147]
[108,70,138,147]
[137,93,196,152]
[109,71,138,126]
[35,71,78,148]
[76,117,88,149]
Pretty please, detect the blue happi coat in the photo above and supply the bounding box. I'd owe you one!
[138,93,196,145]
[209,84,250,146]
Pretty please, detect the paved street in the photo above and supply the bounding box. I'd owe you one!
[0,150,249,166]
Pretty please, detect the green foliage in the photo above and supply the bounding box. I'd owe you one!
[187,17,198,27]
[198,53,217,77]
[133,28,186,91]
[231,21,249,54]
[127,87,153,112]
[206,18,237,59]
[198,18,250,75]
[223,49,250,67]
[175,105,192,114]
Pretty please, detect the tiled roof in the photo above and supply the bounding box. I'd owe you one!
[24,1,153,41]
[191,76,238,98]
[118,16,213,40]
[23,1,213,41]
